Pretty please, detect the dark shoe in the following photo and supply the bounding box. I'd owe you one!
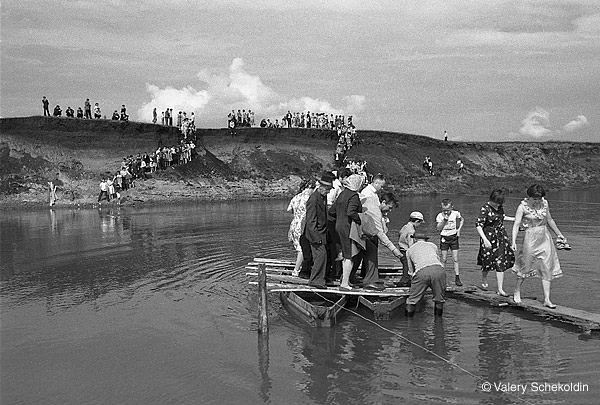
[297,273,310,280]
[434,303,444,316]
[455,275,463,287]
[308,283,327,290]
[395,280,411,288]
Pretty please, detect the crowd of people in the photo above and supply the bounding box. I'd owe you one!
[226,109,355,131]
[287,176,570,317]
[98,140,196,203]
[334,124,358,167]
[42,96,199,141]
[152,108,196,138]
[42,96,129,121]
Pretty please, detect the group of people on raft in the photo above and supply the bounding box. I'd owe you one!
[287,171,571,317]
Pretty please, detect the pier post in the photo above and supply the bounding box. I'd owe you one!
[258,263,269,334]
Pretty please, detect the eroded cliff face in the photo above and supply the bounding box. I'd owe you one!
[1,116,599,207]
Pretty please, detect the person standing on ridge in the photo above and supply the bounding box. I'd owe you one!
[84,98,92,119]
[42,96,50,116]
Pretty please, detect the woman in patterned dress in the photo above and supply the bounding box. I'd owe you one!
[511,184,566,308]
[476,189,515,296]
[287,179,315,276]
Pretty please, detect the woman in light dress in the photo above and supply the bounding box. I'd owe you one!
[511,184,566,308]
[287,179,315,276]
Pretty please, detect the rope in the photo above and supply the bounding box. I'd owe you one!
[313,291,536,405]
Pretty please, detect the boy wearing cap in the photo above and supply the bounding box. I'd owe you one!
[397,211,425,287]
[436,199,463,286]
[302,172,335,289]
[405,232,446,316]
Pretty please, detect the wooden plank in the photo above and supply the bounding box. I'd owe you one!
[245,272,309,284]
[245,265,403,275]
[251,258,402,271]
[249,281,410,297]
[247,263,403,271]
[447,288,600,331]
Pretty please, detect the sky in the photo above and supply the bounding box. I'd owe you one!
[1,0,599,142]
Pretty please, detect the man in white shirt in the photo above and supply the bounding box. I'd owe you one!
[357,174,403,288]
[396,211,425,287]
[97,179,110,203]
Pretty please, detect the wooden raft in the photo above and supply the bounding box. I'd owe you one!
[250,258,600,331]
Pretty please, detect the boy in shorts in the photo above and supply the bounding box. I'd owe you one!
[436,199,463,286]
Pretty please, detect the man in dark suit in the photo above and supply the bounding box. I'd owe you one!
[302,172,334,289]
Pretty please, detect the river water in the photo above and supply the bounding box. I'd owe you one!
[1,190,599,404]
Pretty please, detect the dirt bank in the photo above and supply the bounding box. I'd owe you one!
[1,116,599,208]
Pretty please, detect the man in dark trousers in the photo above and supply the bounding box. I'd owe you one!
[405,231,447,317]
[42,96,50,116]
[84,98,92,119]
[301,172,334,289]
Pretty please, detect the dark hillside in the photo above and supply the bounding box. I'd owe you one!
[1,116,599,207]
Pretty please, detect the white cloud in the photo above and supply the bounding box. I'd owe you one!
[563,115,589,132]
[137,85,210,123]
[137,58,365,124]
[519,107,552,138]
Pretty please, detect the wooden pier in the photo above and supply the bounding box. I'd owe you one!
[248,258,600,332]
[447,287,600,333]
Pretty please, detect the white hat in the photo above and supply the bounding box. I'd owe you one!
[409,211,424,221]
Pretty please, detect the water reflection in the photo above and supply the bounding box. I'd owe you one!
[1,195,599,404]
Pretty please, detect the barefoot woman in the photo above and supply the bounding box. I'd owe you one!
[511,184,566,308]
[476,189,515,296]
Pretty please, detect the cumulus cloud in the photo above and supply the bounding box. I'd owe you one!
[519,107,552,138]
[563,115,589,132]
[137,58,365,125]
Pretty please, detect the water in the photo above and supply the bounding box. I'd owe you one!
[1,190,599,404]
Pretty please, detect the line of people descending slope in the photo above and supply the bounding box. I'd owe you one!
[97,140,196,203]
[286,176,571,317]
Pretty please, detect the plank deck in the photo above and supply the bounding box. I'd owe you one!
[248,281,411,297]
[250,257,600,332]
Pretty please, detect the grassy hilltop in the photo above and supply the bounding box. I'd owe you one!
[1,116,599,208]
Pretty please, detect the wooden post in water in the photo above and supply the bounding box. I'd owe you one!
[258,263,269,334]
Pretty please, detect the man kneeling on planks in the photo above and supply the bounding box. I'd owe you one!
[405,232,447,317]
